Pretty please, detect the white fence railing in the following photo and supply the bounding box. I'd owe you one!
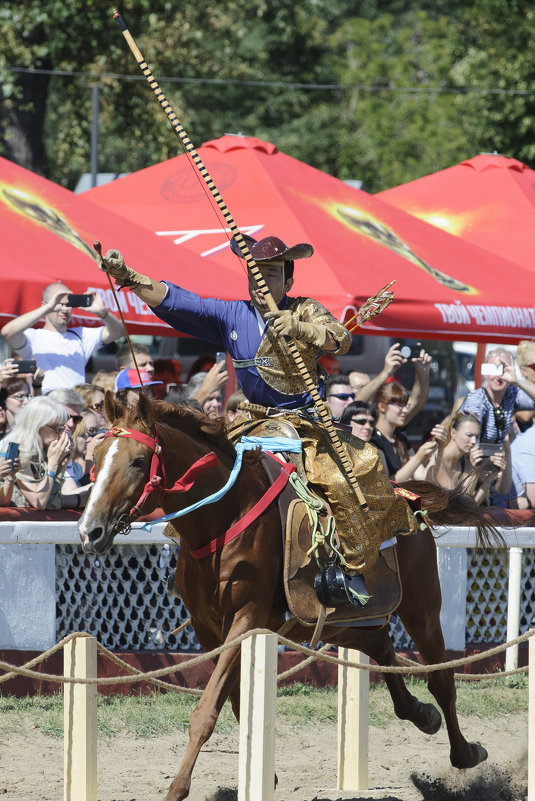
[1,523,534,652]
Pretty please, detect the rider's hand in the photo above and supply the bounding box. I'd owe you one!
[98,249,152,288]
[264,310,327,348]
[264,309,301,338]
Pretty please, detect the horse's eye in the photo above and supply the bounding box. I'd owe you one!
[131,457,147,471]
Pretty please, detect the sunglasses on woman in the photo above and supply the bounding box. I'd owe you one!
[352,417,375,426]
[90,400,105,412]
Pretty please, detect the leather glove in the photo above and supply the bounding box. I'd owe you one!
[264,309,327,348]
[98,249,152,289]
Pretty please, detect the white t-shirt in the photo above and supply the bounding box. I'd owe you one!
[17,326,105,393]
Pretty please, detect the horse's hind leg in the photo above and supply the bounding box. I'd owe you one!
[333,626,442,736]
[396,531,487,769]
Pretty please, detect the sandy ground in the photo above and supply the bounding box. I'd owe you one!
[0,709,527,801]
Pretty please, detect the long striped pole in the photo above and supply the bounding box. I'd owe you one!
[112,11,369,517]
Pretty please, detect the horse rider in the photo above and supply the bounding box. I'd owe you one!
[97,235,419,586]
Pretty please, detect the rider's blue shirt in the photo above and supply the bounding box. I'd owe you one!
[152,282,323,409]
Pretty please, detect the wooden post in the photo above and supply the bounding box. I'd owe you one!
[337,648,369,791]
[529,633,535,801]
[506,546,523,672]
[238,632,278,801]
[64,635,97,801]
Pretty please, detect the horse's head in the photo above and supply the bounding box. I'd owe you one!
[78,391,160,554]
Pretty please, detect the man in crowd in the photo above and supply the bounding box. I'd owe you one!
[325,373,356,419]
[1,283,123,393]
[115,341,155,379]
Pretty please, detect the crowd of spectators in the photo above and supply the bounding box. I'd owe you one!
[1,284,535,516]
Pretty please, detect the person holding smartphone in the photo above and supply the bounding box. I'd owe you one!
[460,347,535,445]
[0,396,73,510]
[0,282,123,393]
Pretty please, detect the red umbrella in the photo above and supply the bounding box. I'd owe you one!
[377,153,535,275]
[84,136,535,344]
[0,156,240,335]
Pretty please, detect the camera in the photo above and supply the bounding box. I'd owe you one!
[67,293,92,308]
[400,344,422,360]
[216,351,226,364]
[481,362,504,377]
[15,359,37,374]
[476,442,502,473]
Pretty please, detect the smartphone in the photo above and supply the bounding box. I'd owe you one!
[67,293,92,307]
[15,359,37,374]
[216,351,226,364]
[476,442,502,472]
[481,362,504,376]
[400,344,421,360]
[6,441,19,466]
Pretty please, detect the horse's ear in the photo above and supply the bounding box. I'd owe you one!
[105,390,125,423]
[137,391,154,426]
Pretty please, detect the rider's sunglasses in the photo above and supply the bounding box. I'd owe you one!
[328,392,355,401]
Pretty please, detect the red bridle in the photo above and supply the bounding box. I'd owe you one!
[100,426,219,518]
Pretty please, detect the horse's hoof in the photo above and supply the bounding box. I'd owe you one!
[415,702,442,735]
[451,742,488,769]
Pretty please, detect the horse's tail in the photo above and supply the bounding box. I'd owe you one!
[398,478,506,549]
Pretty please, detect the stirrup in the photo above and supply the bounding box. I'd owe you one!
[314,562,370,608]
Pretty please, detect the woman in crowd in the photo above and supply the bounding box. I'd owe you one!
[0,377,31,432]
[417,411,510,504]
[371,381,446,481]
[67,410,99,486]
[340,400,376,442]
[74,382,107,427]
[0,396,72,510]
[461,347,535,443]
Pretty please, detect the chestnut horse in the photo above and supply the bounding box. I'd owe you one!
[79,393,499,801]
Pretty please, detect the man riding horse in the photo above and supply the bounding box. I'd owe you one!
[98,235,420,594]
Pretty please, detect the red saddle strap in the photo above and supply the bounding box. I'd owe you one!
[190,454,296,560]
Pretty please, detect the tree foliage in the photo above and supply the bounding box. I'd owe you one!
[1,1,534,191]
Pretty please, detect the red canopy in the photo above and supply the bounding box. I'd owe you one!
[377,153,535,276]
[84,136,535,344]
[0,156,238,335]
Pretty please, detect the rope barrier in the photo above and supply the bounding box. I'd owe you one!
[1,627,533,688]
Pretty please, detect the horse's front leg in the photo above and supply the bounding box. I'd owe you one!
[162,614,252,801]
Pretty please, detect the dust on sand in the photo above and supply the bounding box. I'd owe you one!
[0,709,527,801]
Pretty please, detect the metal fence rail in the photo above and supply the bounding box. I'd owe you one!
[2,523,535,652]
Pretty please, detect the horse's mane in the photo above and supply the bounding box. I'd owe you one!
[122,399,237,461]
